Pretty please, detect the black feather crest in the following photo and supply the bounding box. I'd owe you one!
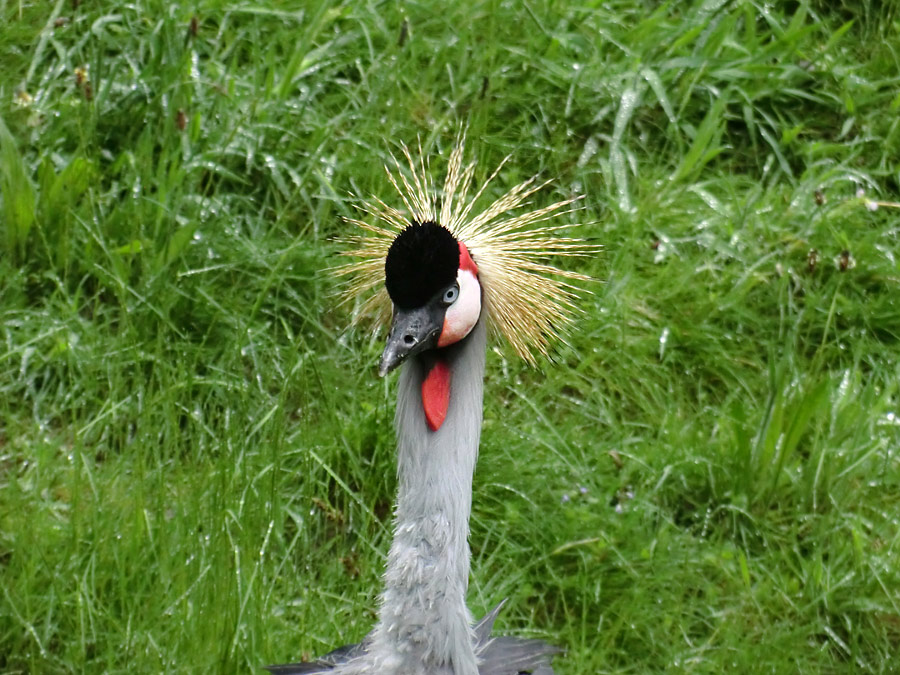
[384,220,459,310]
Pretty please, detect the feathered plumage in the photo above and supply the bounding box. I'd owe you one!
[267,133,593,675]
[265,601,560,675]
[336,132,595,363]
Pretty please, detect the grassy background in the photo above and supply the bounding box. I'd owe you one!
[2,0,899,672]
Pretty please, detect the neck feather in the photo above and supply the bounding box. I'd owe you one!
[370,317,486,674]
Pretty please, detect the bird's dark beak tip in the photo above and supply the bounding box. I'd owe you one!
[378,306,442,377]
[378,345,403,376]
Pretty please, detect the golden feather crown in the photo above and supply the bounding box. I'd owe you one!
[337,133,596,363]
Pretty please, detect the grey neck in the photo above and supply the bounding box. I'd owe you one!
[368,317,487,675]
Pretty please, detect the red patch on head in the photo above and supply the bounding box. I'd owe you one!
[421,359,451,431]
[458,242,478,275]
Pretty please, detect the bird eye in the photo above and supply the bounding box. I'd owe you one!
[442,285,459,305]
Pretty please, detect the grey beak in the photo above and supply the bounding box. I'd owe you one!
[379,306,442,376]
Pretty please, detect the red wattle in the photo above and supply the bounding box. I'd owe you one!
[421,360,451,432]
[458,242,478,275]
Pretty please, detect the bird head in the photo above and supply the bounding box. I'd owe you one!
[336,132,597,373]
[379,221,482,375]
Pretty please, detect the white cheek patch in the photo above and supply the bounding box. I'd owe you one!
[438,269,481,347]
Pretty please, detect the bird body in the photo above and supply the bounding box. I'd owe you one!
[266,135,592,675]
[266,598,558,675]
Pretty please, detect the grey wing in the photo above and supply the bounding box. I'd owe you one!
[264,603,558,675]
[264,641,365,674]
[474,601,561,675]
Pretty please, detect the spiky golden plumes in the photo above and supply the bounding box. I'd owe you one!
[337,134,596,363]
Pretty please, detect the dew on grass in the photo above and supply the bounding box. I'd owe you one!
[658,327,670,360]
[190,51,200,82]
[878,412,900,427]
[837,369,852,400]
[577,135,598,169]
[875,243,896,266]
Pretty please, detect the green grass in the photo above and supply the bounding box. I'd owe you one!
[2,0,899,672]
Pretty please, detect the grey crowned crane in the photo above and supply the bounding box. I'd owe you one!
[267,136,592,675]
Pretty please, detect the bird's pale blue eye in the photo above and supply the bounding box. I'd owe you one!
[443,285,459,305]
